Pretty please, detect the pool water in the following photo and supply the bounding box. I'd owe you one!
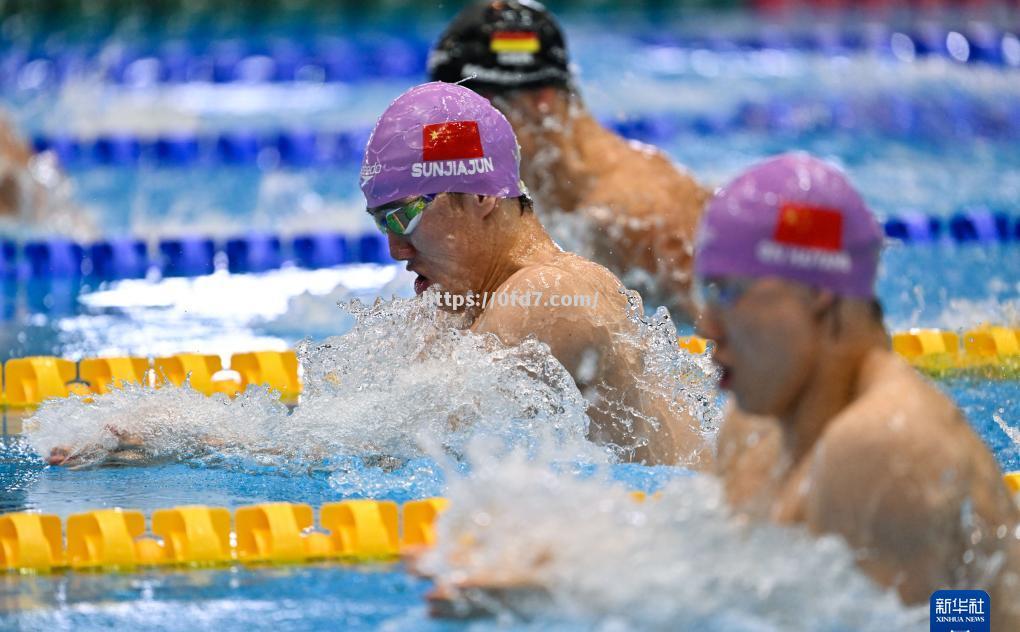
[1,8,1019,631]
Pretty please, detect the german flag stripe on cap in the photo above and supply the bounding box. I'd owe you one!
[490,31,541,54]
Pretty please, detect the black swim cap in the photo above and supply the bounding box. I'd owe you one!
[428,0,572,94]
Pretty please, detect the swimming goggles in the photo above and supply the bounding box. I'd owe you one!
[371,194,437,236]
[692,277,756,311]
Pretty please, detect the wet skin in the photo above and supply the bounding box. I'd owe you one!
[378,192,711,468]
[489,89,709,321]
[423,277,1020,623]
[0,111,95,235]
[0,114,35,216]
[50,193,711,470]
[46,425,151,467]
[388,191,712,618]
[701,277,1020,628]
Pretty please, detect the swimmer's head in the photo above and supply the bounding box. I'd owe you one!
[693,153,884,417]
[363,82,537,298]
[694,153,882,300]
[361,81,524,209]
[428,0,572,96]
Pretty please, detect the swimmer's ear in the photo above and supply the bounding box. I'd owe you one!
[461,194,499,220]
[810,289,837,319]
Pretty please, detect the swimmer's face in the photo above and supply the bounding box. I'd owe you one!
[695,277,821,418]
[378,193,499,297]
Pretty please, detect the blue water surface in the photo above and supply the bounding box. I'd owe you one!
[0,8,1018,631]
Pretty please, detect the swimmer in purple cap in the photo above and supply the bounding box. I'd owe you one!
[696,153,1019,627]
[363,81,710,469]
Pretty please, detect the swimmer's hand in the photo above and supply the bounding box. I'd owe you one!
[418,548,554,619]
[46,446,74,466]
[404,549,549,619]
[46,426,151,468]
[426,580,550,619]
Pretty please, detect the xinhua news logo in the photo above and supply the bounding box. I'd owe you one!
[930,589,990,632]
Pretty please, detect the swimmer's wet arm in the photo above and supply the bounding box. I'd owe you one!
[46,428,233,467]
[803,423,966,603]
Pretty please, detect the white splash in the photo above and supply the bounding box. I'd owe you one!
[258,282,358,338]
[258,268,416,339]
[24,295,603,469]
[933,296,1020,332]
[26,282,723,475]
[420,445,927,631]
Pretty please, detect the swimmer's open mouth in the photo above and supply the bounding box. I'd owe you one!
[718,365,732,389]
[414,274,434,295]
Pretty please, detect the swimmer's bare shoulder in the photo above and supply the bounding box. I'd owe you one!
[818,350,995,481]
[582,137,708,223]
[474,253,627,331]
[471,254,628,376]
[802,349,1018,601]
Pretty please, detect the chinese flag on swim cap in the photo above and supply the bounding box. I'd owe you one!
[773,203,844,251]
[422,121,485,161]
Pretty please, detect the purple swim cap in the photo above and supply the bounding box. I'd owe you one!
[360,82,524,208]
[695,153,882,299]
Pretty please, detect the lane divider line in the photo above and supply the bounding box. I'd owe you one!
[0,498,448,572]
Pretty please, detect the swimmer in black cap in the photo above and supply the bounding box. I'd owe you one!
[430,0,709,320]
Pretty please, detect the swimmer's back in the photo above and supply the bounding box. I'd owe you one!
[0,114,33,167]
[584,135,707,229]
[574,133,709,316]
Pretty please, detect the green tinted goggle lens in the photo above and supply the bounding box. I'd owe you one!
[374,195,435,236]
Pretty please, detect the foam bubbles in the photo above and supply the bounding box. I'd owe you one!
[421,445,927,630]
[25,295,602,470]
[258,282,357,338]
[934,296,1020,332]
[287,296,600,461]
[24,383,292,469]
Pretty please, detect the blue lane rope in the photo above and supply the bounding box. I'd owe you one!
[26,89,1020,170]
[0,209,1015,285]
[0,232,393,282]
[31,128,373,168]
[3,23,1018,93]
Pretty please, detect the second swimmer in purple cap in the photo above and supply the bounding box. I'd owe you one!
[696,153,1018,626]
[414,151,1019,623]
[362,81,710,469]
